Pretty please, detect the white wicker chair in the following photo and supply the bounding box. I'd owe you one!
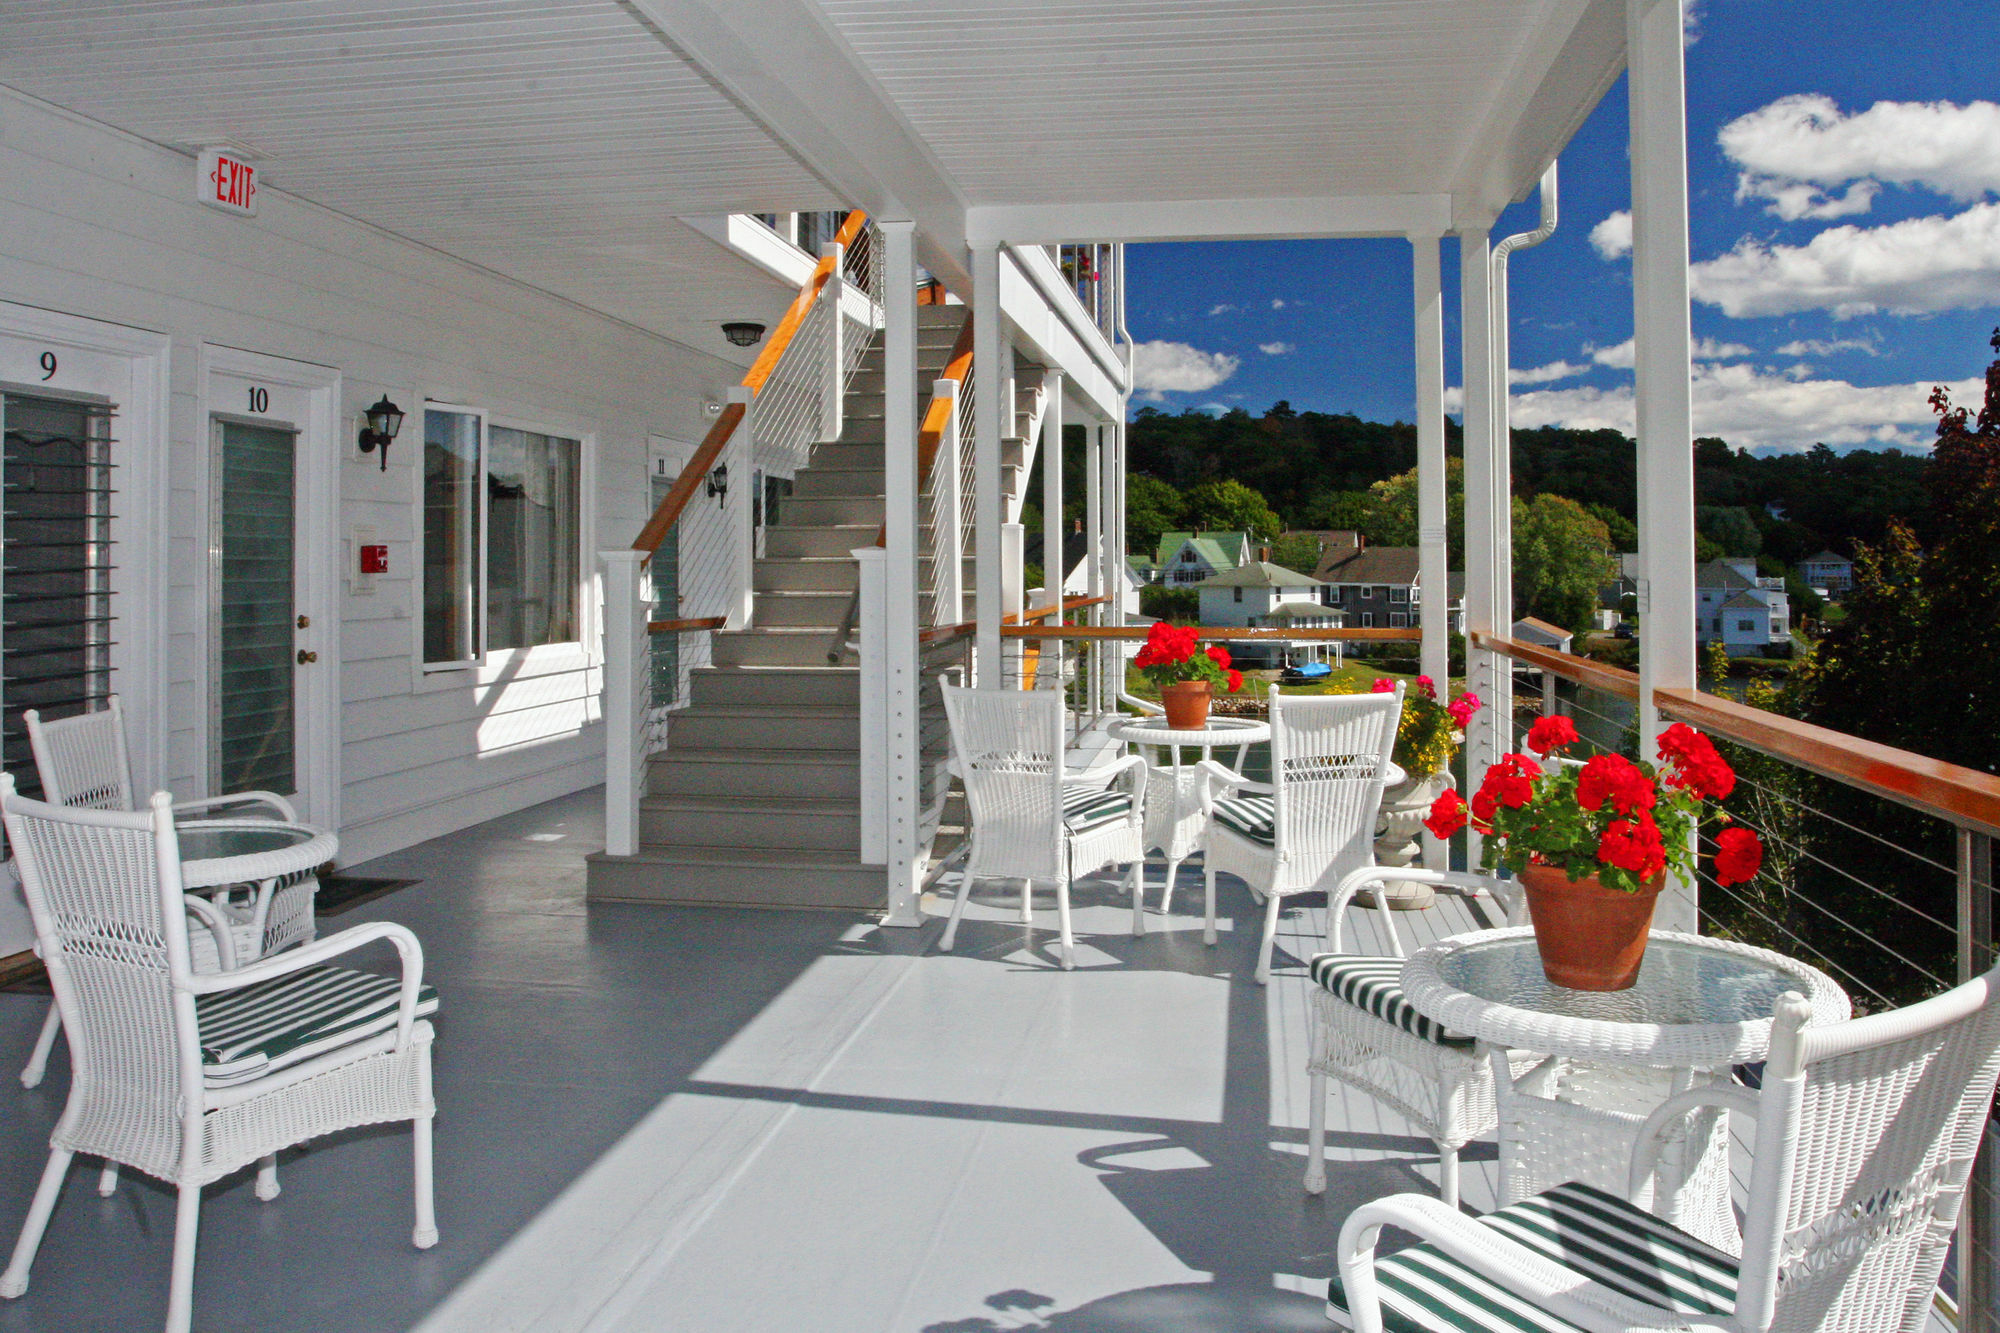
[0,778,437,1333]
[1303,864,1524,1208]
[939,685,1147,970]
[17,697,311,1091]
[1199,685,1403,984]
[1332,958,2000,1333]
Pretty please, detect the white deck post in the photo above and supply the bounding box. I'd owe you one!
[1458,228,1503,800]
[1084,418,1104,712]
[600,549,647,858]
[1412,233,1449,871]
[934,378,964,625]
[821,240,846,443]
[854,545,887,864]
[727,384,755,629]
[1629,0,1698,933]
[972,242,1004,686]
[1040,371,1065,610]
[880,219,924,926]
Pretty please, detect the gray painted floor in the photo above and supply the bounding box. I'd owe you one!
[0,788,1506,1331]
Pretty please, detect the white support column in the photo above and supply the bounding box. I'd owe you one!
[1040,371,1065,609]
[972,242,1005,686]
[1084,417,1104,711]
[1097,421,1118,710]
[1112,416,1128,627]
[1459,228,1504,790]
[934,379,964,625]
[821,241,846,444]
[1629,0,1698,933]
[880,219,925,926]
[1412,233,1450,872]
[727,384,755,629]
[599,550,647,858]
[854,545,887,863]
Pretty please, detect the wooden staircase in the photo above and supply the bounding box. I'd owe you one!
[588,306,1047,909]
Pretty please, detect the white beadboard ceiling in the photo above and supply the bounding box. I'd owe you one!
[0,0,848,355]
[814,0,1593,206]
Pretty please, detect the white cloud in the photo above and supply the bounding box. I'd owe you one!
[1774,336,1878,357]
[1720,95,2000,219]
[1587,339,1635,369]
[1271,298,1287,309]
[1442,386,1464,415]
[1207,303,1235,316]
[1509,359,1590,386]
[1689,201,2000,317]
[1504,362,1977,452]
[1693,337,1754,360]
[1589,211,1632,260]
[1258,341,1295,356]
[1130,340,1241,400]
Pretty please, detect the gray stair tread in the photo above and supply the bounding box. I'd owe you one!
[655,746,859,765]
[638,794,858,814]
[591,844,873,869]
[674,702,855,718]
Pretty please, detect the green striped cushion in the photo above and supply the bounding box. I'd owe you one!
[197,964,439,1088]
[1309,954,1473,1047]
[1062,787,1133,834]
[1211,794,1275,845]
[1328,1181,1740,1331]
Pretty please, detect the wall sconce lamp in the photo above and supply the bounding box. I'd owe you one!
[357,395,405,471]
[721,321,766,348]
[706,463,729,507]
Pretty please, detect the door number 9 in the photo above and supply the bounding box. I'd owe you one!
[38,352,56,381]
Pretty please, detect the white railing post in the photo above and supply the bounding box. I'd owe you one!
[1458,226,1505,823]
[854,545,888,864]
[1040,370,1065,612]
[880,218,925,927]
[1084,418,1104,713]
[1630,0,1698,934]
[1411,232,1450,872]
[934,379,963,625]
[1002,522,1024,683]
[972,242,1004,686]
[821,240,846,444]
[727,384,755,629]
[600,550,647,857]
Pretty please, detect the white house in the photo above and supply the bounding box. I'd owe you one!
[1196,561,1338,666]
[1697,558,1791,656]
[1798,549,1854,598]
[1154,530,1252,585]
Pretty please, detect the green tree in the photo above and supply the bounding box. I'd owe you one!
[1125,474,1184,555]
[1360,458,1465,549]
[1181,478,1281,542]
[1511,492,1617,631]
[1697,505,1762,557]
[1299,489,1373,532]
[1587,503,1638,552]
[1269,531,1325,574]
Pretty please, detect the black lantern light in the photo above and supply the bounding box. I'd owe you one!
[357,396,405,471]
[721,321,766,348]
[706,463,729,507]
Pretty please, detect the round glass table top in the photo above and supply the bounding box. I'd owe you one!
[176,824,315,861]
[1438,932,1805,1027]
[1400,926,1850,1066]
[1107,715,1271,748]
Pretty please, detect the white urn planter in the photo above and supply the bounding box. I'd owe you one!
[1363,770,1454,910]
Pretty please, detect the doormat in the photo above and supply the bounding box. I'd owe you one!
[315,875,422,916]
[0,951,49,995]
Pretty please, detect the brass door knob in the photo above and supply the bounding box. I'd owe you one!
[297,650,318,665]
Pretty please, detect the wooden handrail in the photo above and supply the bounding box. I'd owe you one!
[632,209,868,557]
[646,616,728,634]
[1473,631,2000,836]
[1000,625,1421,642]
[916,594,1108,645]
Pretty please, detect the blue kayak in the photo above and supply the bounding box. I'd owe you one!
[1281,661,1332,680]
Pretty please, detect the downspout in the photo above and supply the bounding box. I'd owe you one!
[1485,164,1558,740]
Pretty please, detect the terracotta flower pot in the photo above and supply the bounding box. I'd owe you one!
[1160,680,1213,729]
[1520,863,1666,991]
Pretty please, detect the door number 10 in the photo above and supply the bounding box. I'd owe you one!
[247,386,269,414]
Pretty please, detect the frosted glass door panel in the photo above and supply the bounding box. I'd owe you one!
[214,420,296,796]
[486,426,579,650]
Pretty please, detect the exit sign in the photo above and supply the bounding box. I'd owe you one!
[197,148,259,216]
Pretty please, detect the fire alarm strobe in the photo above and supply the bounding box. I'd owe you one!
[359,544,390,575]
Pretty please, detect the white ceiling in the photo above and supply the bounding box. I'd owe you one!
[0,0,848,354]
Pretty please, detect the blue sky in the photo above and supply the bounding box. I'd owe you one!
[1124,1,2000,453]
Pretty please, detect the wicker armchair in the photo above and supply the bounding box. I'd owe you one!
[939,685,1146,970]
[1198,686,1403,984]
[17,697,312,1091]
[1303,865,1523,1208]
[0,779,437,1333]
[1332,959,2000,1333]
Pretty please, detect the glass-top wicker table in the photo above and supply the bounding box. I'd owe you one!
[1105,715,1270,913]
[177,819,337,969]
[1400,926,1849,1253]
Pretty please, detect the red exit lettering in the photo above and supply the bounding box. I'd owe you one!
[197,149,259,216]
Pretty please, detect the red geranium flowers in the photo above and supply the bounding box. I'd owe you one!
[1134,621,1243,692]
[1438,712,1763,896]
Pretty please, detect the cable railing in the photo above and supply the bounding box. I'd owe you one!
[1475,630,1998,1328]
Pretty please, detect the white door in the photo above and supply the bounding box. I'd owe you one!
[204,351,340,829]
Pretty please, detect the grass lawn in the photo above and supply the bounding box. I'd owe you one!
[1122,660,1444,704]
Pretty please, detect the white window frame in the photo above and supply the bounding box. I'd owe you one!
[1360,612,1375,628]
[1390,586,1408,604]
[413,399,597,691]
[1361,586,1375,599]
[1390,612,1408,628]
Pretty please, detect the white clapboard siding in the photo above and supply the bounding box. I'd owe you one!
[0,85,769,865]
